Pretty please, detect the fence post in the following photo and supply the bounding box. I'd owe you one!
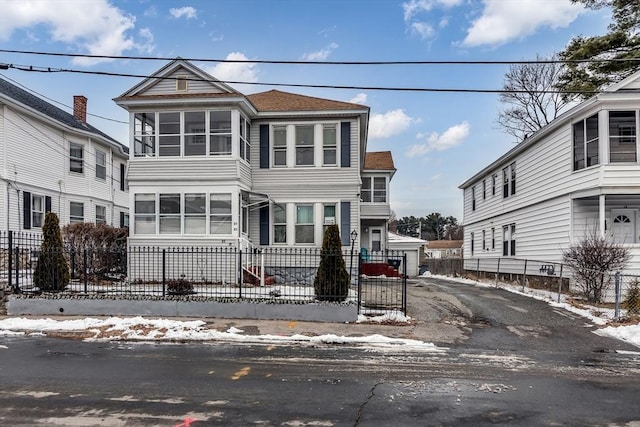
[8,231,13,292]
[70,248,76,280]
[521,259,528,291]
[402,253,407,315]
[238,249,242,299]
[357,249,362,315]
[557,264,563,303]
[14,246,20,293]
[476,258,480,279]
[162,249,166,297]
[495,258,500,288]
[614,272,621,320]
[83,249,88,293]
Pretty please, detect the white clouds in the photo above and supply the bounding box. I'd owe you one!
[462,0,584,47]
[0,0,146,65]
[205,52,259,91]
[409,22,435,40]
[301,42,339,61]
[349,93,368,105]
[402,0,463,22]
[169,6,197,20]
[402,0,462,40]
[369,109,414,140]
[406,121,469,157]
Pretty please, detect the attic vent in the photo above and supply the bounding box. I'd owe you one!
[176,75,188,91]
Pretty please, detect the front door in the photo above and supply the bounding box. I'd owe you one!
[611,209,636,244]
[370,228,382,252]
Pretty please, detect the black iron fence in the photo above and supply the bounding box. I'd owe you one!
[1,231,407,314]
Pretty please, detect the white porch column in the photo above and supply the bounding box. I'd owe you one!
[599,194,606,238]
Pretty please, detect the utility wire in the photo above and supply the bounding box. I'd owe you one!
[2,48,640,65]
[0,73,128,124]
[0,63,610,95]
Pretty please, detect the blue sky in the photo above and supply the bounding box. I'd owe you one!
[0,0,611,220]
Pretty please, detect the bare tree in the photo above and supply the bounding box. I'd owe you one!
[562,233,630,303]
[497,54,575,143]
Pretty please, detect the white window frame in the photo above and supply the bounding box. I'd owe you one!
[502,224,516,256]
[323,203,337,233]
[159,193,181,234]
[70,201,84,223]
[295,125,315,167]
[239,115,251,163]
[272,125,287,167]
[184,193,206,234]
[158,112,181,157]
[134,193,156,235]
[273,203,287,244]
[502,162,516,198]
[295,204,315,244]
[96,149,107,180]
[69,142,83,174]
[609,110,638,164]
[573,113,599,170]
[209,194,232,235]
[32,194,44,228]
[176,75,188,91]
[133,112,156,157]
[322,124,337,166]
[209,110,232,156]
[96,205,106,224]
[184,111,207,156]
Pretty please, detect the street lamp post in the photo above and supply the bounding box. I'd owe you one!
[350,229,358,284]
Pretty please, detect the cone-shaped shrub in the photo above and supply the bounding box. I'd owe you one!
[314,224,350,302]
[33,212,70,292]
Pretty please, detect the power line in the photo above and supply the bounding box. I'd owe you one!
[0,62,609,95]
[0,73,128,124]
[2,48,640,65]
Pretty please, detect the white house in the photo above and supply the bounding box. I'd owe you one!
[0,76,129,231]
[388,232,427,276]
[114,59,395,253]
[459,70,640,274]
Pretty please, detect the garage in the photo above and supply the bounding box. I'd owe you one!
[388,232,427,277]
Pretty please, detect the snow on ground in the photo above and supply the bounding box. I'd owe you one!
[428,274,640,349]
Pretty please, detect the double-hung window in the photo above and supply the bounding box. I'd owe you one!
[96,205,106,224]
[502,224,516,256]
[273,126,287,167]
[184,111,206,156]
[373,177,386,202]
[472,187,476,211]
[210,111,232,155]
[70,142,83,173]
[273,203,287,244]
[210,194,232,234]
[70,202,84,223]
[573,114,599,170]
[295,204,314,244]
[323,204,336,233]
[158,112,181,156]
[133,113,156,157]
[184,193,206,234]
[96,150,106,180]
[159,194,180,234]
[502,162,516,198]
[609,111,637,163]
[323,125,337,165]
[240,115,251,162]
[134,194,156,234]
[32,195,44,228]
[295,125,314,166]
[491,174,497,196]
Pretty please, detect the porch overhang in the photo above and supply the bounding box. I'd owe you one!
[241,190,272,210]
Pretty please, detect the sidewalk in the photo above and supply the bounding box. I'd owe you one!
[0,279,470,346]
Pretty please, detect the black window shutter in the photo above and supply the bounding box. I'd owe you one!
[340,122,351,168]
[120,163,126,191]
[259,124,269,169]
[45,196,52,213]
[23,191,31,230]
[259,206,269,245]
[120,212,125,228]
[340,201,351,246]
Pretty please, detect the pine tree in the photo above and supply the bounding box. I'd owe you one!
[34,212,70,292]
[314,225,350,302]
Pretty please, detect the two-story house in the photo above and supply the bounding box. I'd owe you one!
[0,76,129,232]
[459,70,640,274]
[114,59,394,255]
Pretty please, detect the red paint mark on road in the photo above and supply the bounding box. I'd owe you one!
[175,416,198,427]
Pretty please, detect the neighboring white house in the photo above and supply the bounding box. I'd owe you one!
[423,240,463,259]
[459,70,640,274]
[388,232,427,276]
[114,59,395,252]
[0,76,129,231]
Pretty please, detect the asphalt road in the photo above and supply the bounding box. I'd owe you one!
[1,277,639,426]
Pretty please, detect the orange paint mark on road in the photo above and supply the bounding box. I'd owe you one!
[287,321,297,329]
[231,366,251,380]
[175,416,198,427]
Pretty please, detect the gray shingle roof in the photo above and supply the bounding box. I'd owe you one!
[0,76,128,154]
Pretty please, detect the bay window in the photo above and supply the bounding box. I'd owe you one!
[133,113,156,157]
[158,112,180,156]
[573,114,599,170]
[240,115,251,162]
[361,176,387,203]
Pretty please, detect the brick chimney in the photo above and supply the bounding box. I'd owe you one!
[73,95,87,123]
